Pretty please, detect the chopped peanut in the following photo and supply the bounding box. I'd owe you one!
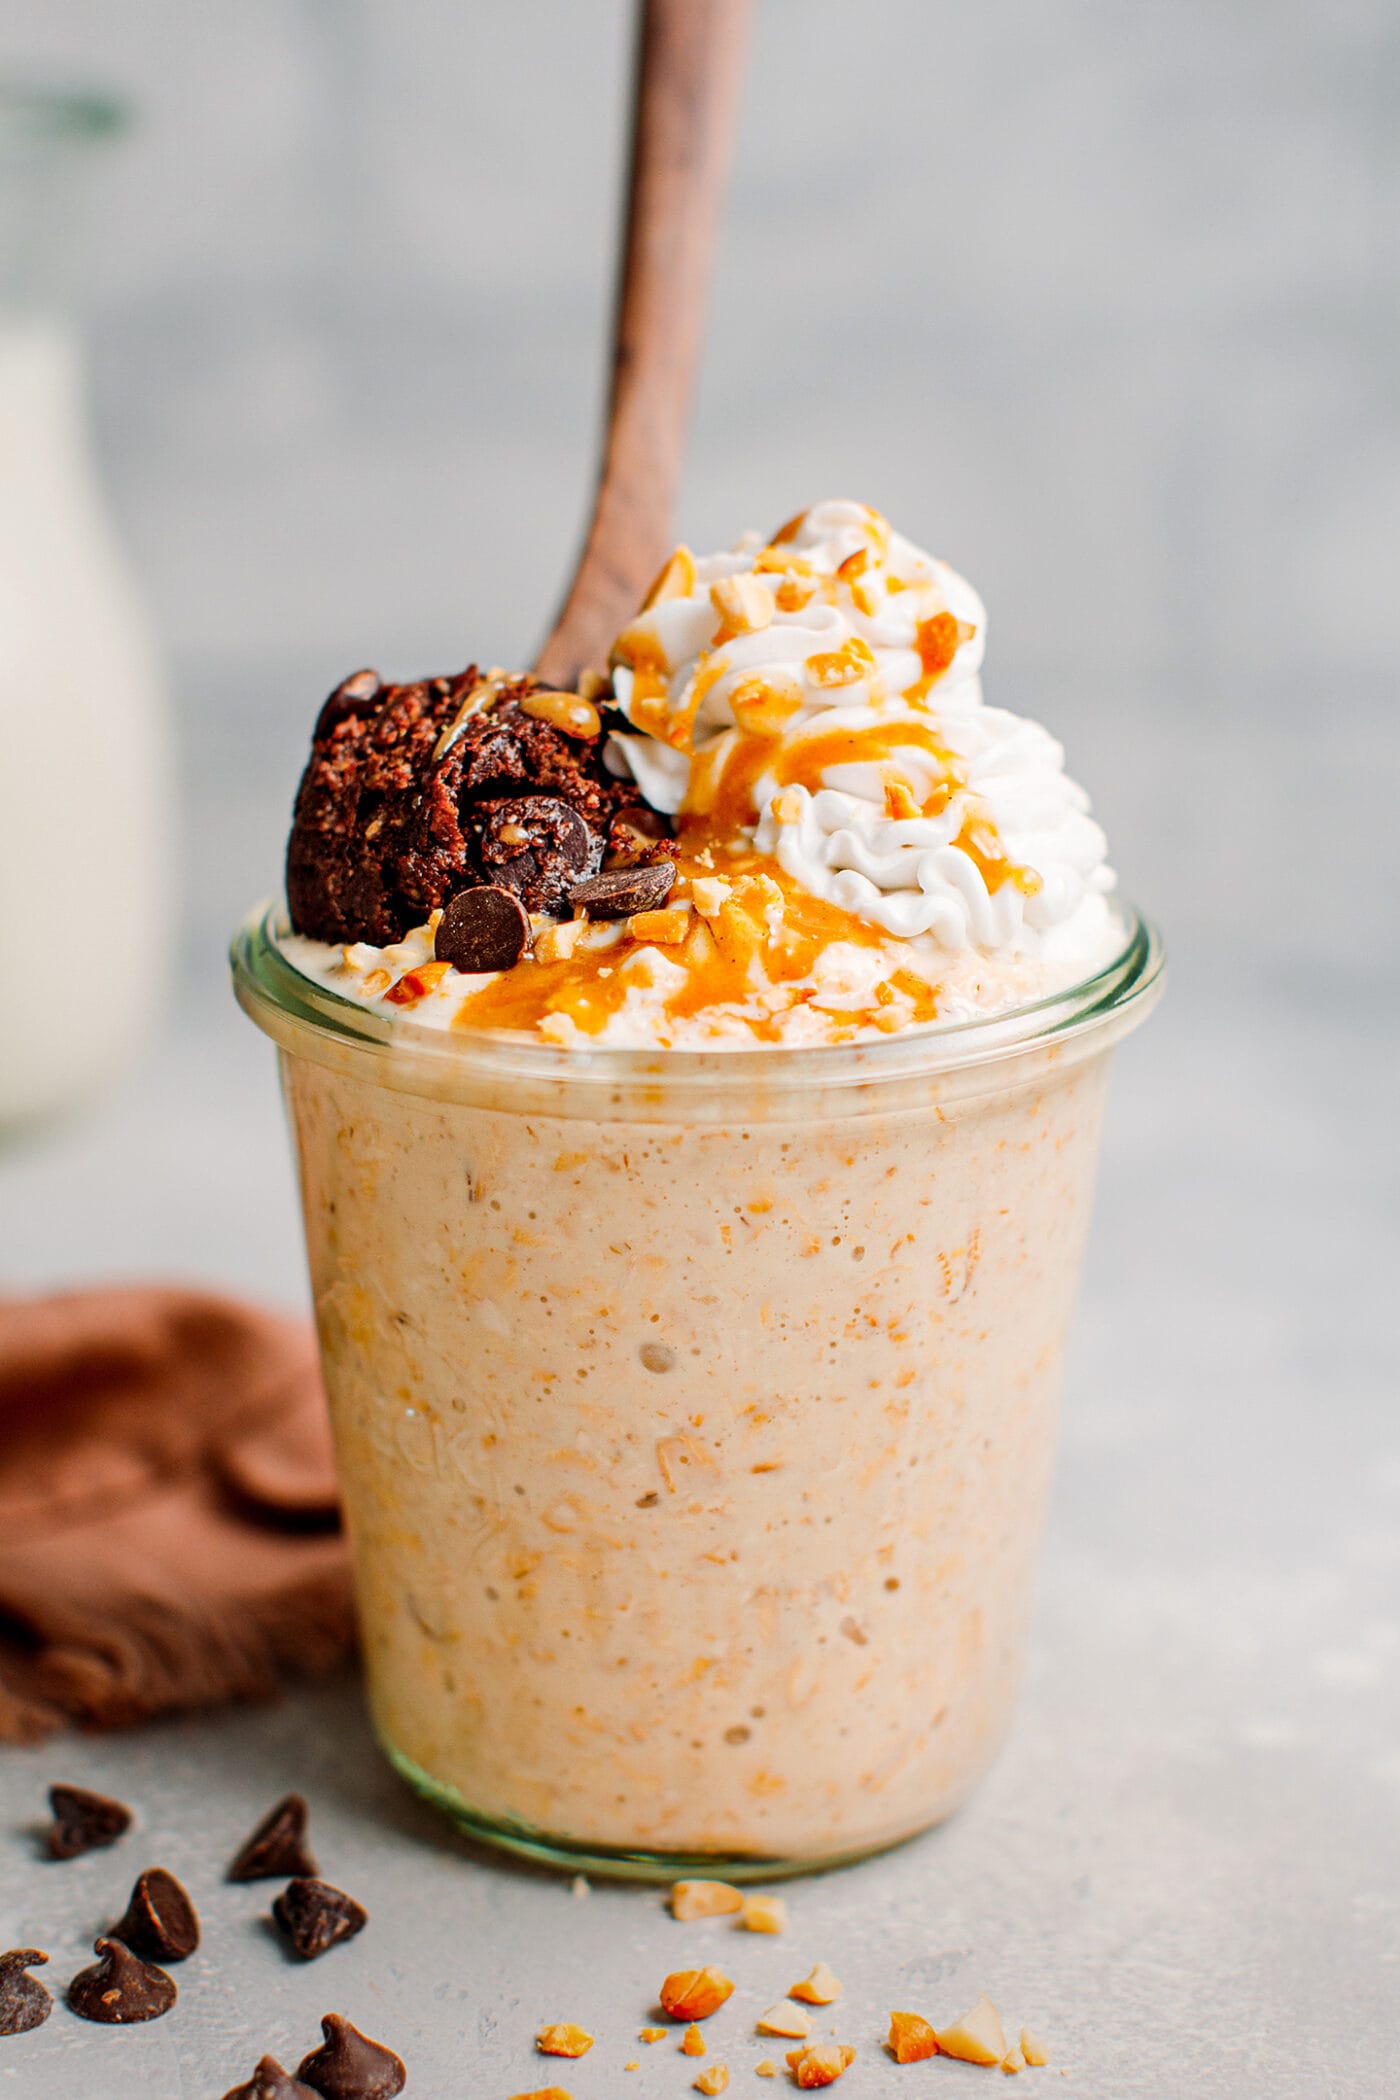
[536,2024,593,2058]
[756,2004,811,2040]
[754,2061,778,2079]
[642,545,697,608]
[640,2028,667,2044]
[520,690,602,740]
[1002,2048,1025,2074]
[577,666,611,704]
[887,2011,939,2064]
[629,905,691,946]
[785,2043,855,2088]
[1020,2029,1049,2067]
[534,918,586,963]
[682,2025,707,2057]
[884,779,920,821]
[690,875,733,919]
[509,2090,573,2100]
[672,1880,745,1921]
[729,674,803,736]
[740,1895,787,1935]
[695,2066,730,2095]
[935,1996,1008,2067]
[382,960,451,1005]
[710,573,774,638]
[660,1967,735,2022]
[771,788,804,826]
[790,1966,842,2006]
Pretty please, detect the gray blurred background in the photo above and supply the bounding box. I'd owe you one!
[1,10,1398,2092]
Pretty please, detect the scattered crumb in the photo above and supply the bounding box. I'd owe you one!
[756,2003,812,2039]
[625,2064,639,2074]
[785,2043,856,2088]
[682,2025,707,2058]
[755,2062,778,2079]
[887,2011,939,2064]
[660,1968,736,2021]
[672,1879,745,1921]
[509,2090,574,2100]
[695,2067,730,2096]
[536,2024,594,2059]
[790,1964,842,2006]
[640,2028,667,2044]
[740,1894,787,1935]
[935,1996,1008,2067]
[1002,2048,1026,2075]
[1021,2029,1049,2067]
[570,1874,590,1899]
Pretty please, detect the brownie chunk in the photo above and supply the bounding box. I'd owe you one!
[286,667,667,944]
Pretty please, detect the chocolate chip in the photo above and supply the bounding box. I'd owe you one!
[67,1938,176,2024]
[434,884,530,973]
[569,860,676,919]
[315,669,383,739]
[478,795,596,910]
[0,1950,52,2037]
[47,1784,132,1860]
[605,806,672,867]
[228,1794,318,1882]
[297,2013,406,2098]
[112,1866,200,1962]
[272,1878,368,1961]
[222,2056,322,2100]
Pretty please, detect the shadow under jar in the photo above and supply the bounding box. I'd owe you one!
[234,902,1162,1879]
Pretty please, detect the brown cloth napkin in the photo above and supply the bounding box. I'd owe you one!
[0,1286,354,1744]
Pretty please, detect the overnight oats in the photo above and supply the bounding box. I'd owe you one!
[234,500,1162,1875]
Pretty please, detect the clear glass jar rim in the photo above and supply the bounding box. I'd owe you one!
[232,897,1164,1107]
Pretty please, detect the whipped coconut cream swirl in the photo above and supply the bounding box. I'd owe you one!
[608,499,1117,955]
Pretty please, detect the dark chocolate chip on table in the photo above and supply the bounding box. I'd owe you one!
[67,1938,176,2024]
[297,2013,406,2098]
[112,1866,200,1962]
[434,884,530,973]
[222,2056,322,2100]
[228,1793,318,1882]
[569,859,676,919]
[46,1783,132,1860]
[0,1950,52,2037]
[272,1877,368,1960]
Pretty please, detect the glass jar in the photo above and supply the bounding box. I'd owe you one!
[0,86,171,1130]
[235,902,1163,1878]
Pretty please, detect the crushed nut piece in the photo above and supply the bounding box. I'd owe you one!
[884,779,920,821]
[887,2011,939,2064]
[790,1966,842,2006]
[740,1895,787,1935]
[509,2090,573,2100]
[682,2025,707,2057]
[710,573,774,638]
[695,2068,730,2096]
[519,690,602,740]
[640,2028,667,2044]
[629,905,691,945]
[660,1968,735,2022]
[771,788,805,826]
[536,2024,594,2058]
[578,667,611,704]
[534,918,586,963]
[643,546,697,609]
[690,875,734,920]
[935,1996,1008,2067]
[671,1880,744,1922]
[785,2043,855,2088]
[1002,2048,1025,2074]
[1020,2029,1049,2068]
[755,2061,778,2079]
[756,2004,811,2040]
[570,1875,589,1899]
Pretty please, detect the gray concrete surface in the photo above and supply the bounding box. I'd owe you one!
[2,1,1399,2094]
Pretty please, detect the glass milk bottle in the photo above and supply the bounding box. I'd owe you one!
[0,88,171,1129]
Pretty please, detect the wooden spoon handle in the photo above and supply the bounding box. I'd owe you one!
[534,0,752,688]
